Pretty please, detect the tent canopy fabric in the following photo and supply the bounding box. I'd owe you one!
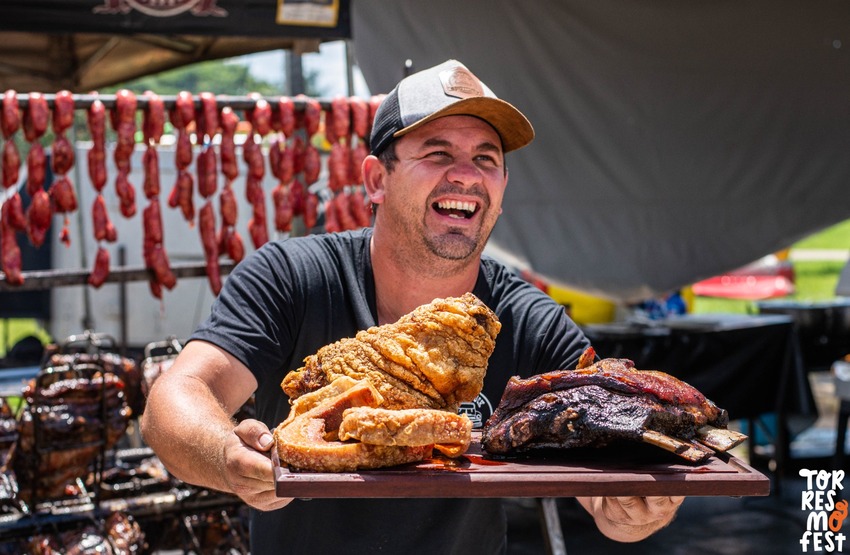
[351,0,850,303]
[0,0,351,92]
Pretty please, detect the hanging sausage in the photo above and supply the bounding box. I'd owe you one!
[23,92,51,247]
[50,90,78,247]
[167,91,195,223]
[111,89,137,218]
[142,91,176,298]
[1,90,24,284]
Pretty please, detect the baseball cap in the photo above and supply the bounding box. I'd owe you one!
[369,59,535,156]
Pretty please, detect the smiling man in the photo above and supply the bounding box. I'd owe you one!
[141,59,683,554]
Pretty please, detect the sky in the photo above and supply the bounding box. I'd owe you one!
[234,41,371,98]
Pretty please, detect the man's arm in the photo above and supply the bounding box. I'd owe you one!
[140,340,292,511]
[577,496,684,542]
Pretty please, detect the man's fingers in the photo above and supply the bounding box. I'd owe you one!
[234,418,275,452]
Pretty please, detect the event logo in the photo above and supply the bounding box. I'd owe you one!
[93,0,227,17]
[800,468,847,552]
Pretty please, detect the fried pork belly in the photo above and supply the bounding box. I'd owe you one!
[481,347,745,463]
[281,293,501,411]
[274,379,433,472]
[339,407,472,455]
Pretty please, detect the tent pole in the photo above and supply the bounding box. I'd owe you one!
[286,50,305,96]
[344,40,355,96]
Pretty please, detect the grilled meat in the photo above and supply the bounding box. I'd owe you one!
[481,347,744,463]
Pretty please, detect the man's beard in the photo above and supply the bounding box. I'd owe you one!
[424,228,482,260]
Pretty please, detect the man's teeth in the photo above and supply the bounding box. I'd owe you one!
[437,200,476,213]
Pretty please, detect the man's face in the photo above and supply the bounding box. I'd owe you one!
[375,115,508,263]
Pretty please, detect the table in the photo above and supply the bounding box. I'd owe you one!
[582,314,817,481]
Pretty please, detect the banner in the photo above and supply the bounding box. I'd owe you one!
[0,0,350,39]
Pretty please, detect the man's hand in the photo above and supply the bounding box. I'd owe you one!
[223,419,293,512]
[577,496,684,542]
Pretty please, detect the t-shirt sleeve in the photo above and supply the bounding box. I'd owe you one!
[190,245,295,381]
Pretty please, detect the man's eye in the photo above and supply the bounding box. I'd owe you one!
[424,151,452,161]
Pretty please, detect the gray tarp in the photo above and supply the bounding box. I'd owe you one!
[351,0,850,303]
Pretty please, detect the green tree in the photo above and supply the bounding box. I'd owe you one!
[103,57,321,97]
[104,59,281,96]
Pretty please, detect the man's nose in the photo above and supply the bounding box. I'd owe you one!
[445,159,483,186]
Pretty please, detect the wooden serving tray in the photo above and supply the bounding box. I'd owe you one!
[274,439,770,499]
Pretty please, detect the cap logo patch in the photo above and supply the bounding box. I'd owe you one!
[439,67,484,99]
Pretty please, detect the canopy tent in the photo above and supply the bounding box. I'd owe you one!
[0,0,351,92]
[351,0,850,302]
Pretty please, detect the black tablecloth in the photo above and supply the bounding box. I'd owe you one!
[582,314,817,424]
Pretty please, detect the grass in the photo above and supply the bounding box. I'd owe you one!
[692,218,850,315]
[791,219,850,250]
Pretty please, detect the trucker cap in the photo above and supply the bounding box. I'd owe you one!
[369,59,535,156]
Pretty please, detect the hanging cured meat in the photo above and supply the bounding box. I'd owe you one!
[23,92,48,143]
[302,144,320,186]
[52,90,74,134]
[216,107,243,263]
[92,194,117,243]
[22,93,51,247]
[198,201,221,295]
[1,90,20,139]
[1,219,23,285]
[26,190,51,247]
[350,187,373,228]
[1,92,24,282]
[277,96,296,138]
[88,246,110,287]
[141,92,175,298]
[245,92,272,137]
[242,104,268,249]
[111,89,137,217]
[87,98,108,193]
[142,198,176,297]
[303,191,319,231]
[168,91,195,224]
[196,146,217,199]
[50,91,78,247]
[219,107,239,184]
[296,95,321,138]
[349,141,368,186]
[2,140,19,190]
[86,96,112,281]
[167,169,194,223]
[272,183,294,233]
[2,192,25,231]
[327,142,349,193]
[324,95,350,145]
[349,96,370,141]
[2,90,21,190]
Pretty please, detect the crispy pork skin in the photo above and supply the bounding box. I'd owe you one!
[281,293,500,411]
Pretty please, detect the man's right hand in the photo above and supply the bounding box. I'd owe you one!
[225,419,294,511]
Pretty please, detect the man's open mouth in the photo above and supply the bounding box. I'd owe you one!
[433,200,478,219]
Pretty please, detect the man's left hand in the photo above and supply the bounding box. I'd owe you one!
[576,496,684,542]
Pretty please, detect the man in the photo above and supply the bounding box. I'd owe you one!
[141,59,683,553]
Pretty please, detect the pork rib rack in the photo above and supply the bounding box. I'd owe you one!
[481,347,746,464]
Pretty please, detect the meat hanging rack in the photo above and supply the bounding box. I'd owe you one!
[0,90,380,293]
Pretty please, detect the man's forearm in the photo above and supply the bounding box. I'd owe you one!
[140,373,237,493]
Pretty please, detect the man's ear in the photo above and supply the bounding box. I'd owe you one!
[362,155,386,205]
